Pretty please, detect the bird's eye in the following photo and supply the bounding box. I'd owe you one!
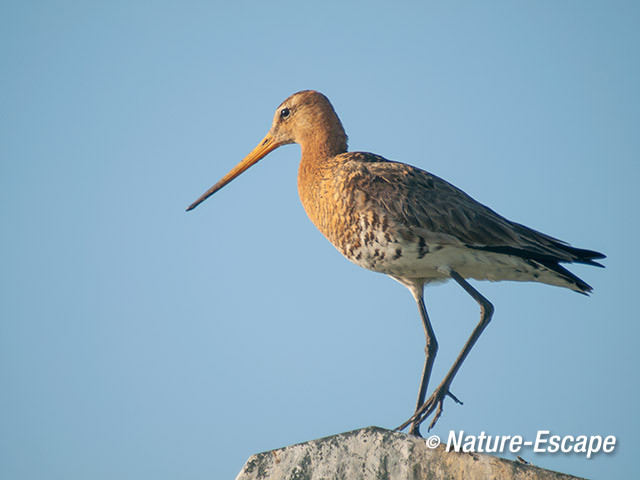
[280,108,290,119]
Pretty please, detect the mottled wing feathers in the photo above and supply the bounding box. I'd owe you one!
[338,153,605,268]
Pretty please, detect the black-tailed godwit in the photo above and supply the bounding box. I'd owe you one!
[187,90,605,435]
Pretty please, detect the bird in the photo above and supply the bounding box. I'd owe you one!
[186,90,605,436]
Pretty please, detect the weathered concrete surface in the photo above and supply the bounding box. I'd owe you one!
[235,426,584,480]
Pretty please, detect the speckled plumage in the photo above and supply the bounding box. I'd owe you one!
[187,90,605,435]
[299,150,604,290]
[289,95,602,293]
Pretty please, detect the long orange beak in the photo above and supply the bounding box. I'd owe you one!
[186,134,281,211]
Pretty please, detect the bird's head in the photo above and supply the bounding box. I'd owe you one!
[186,90,347,211]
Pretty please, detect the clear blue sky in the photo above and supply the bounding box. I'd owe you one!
[1,1,638,478]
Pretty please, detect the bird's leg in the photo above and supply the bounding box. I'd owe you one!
[397,270,494,432]
[408,288,438,437]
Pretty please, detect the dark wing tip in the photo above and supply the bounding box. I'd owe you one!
[563,246,606,267]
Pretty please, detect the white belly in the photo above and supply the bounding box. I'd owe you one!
[340,238,573,290]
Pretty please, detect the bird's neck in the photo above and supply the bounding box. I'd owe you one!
[298,134,347,185]
[297,130,348,239]
[299,125,348,162]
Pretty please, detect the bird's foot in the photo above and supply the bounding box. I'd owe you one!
[397,383,463,433]
[422,385,462,431]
